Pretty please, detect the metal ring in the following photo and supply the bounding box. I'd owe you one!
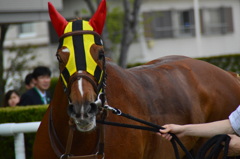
[60,154,73,159]
[115,109,122,115]
[60,154,67,159]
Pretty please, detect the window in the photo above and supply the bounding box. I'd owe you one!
[143,9,195,39]
[143,11,173,39]
[18,23,36,38]
[179,10,195,36]
[143,6,233,39]
[201,7,233,35]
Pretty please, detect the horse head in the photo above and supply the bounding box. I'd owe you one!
[48,0,106,132]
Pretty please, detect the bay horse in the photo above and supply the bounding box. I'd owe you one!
[33,0,240,158]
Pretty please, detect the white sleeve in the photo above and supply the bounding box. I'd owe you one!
[229,105,240,135]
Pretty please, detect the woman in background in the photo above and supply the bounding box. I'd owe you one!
[4,90,20,107]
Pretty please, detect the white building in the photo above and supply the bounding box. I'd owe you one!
[2,0,240,73]
[128,0,240,64]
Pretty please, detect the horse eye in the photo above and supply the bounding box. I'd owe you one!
[98,50,104,60]
[56,54,63,63]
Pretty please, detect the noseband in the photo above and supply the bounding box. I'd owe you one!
[66,72,98,96]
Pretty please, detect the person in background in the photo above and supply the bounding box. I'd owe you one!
[24,73,35,90]
[4,90,20,107]
[158,105,240,156]
[19,66,51,106]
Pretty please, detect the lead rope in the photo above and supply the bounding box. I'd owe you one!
[196,134,240,159]
[97,105,193,159]
[97,105,240,159]
[95,55,191,158]
[196,134,230,159]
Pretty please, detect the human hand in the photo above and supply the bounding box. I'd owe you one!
[157,124,185,141]
[227,134,240,156]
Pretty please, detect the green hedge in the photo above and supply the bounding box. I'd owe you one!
[0,105,48,159]
[198,54,240,74]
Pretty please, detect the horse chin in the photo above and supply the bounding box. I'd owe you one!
[74,116,96,132]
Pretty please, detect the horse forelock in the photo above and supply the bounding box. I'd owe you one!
[69,17,83,22]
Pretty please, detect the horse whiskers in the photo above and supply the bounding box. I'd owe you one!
[71,113,96,132]
[67,101,98,132]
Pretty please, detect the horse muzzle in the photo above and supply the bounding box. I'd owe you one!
[67,102,98,132]
[73,116,96,132]
[67,92,104,132]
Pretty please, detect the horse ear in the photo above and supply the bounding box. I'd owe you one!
[89,0,107,35]
[48,2,68,37]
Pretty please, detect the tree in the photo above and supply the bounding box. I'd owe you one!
[85,0,142,68]
[0,24,36,106]
[84,0,118,58]
[119,0,142,68]
[0,24,9,105]
[4,45,36,93]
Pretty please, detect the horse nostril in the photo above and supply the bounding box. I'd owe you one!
[67,104,74,116]
[75,113,81,118]
[89,103,98,115]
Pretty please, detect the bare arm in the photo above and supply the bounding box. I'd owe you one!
[180,119,234,137]
[159,119,235,139]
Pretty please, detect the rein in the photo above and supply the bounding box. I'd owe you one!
[98,105,239,159]
[98,105,193,159]
[196,134,230,159]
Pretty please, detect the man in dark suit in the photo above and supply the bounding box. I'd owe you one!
[19,66,51,106]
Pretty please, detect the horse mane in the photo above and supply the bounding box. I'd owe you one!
[69,17,83,22]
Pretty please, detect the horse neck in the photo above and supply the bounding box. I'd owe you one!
[50,77,69,130]
[105,61,129,90]
[105,61,144,115]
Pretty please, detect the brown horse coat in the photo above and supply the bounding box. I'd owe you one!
[33,55,240,159]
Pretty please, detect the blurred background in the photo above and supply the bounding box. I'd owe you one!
[0,0,240,102]
[0,1,240,158]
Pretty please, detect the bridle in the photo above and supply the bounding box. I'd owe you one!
[59,30,102,42]
[65,72,98,96]
[49,30,107,159]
